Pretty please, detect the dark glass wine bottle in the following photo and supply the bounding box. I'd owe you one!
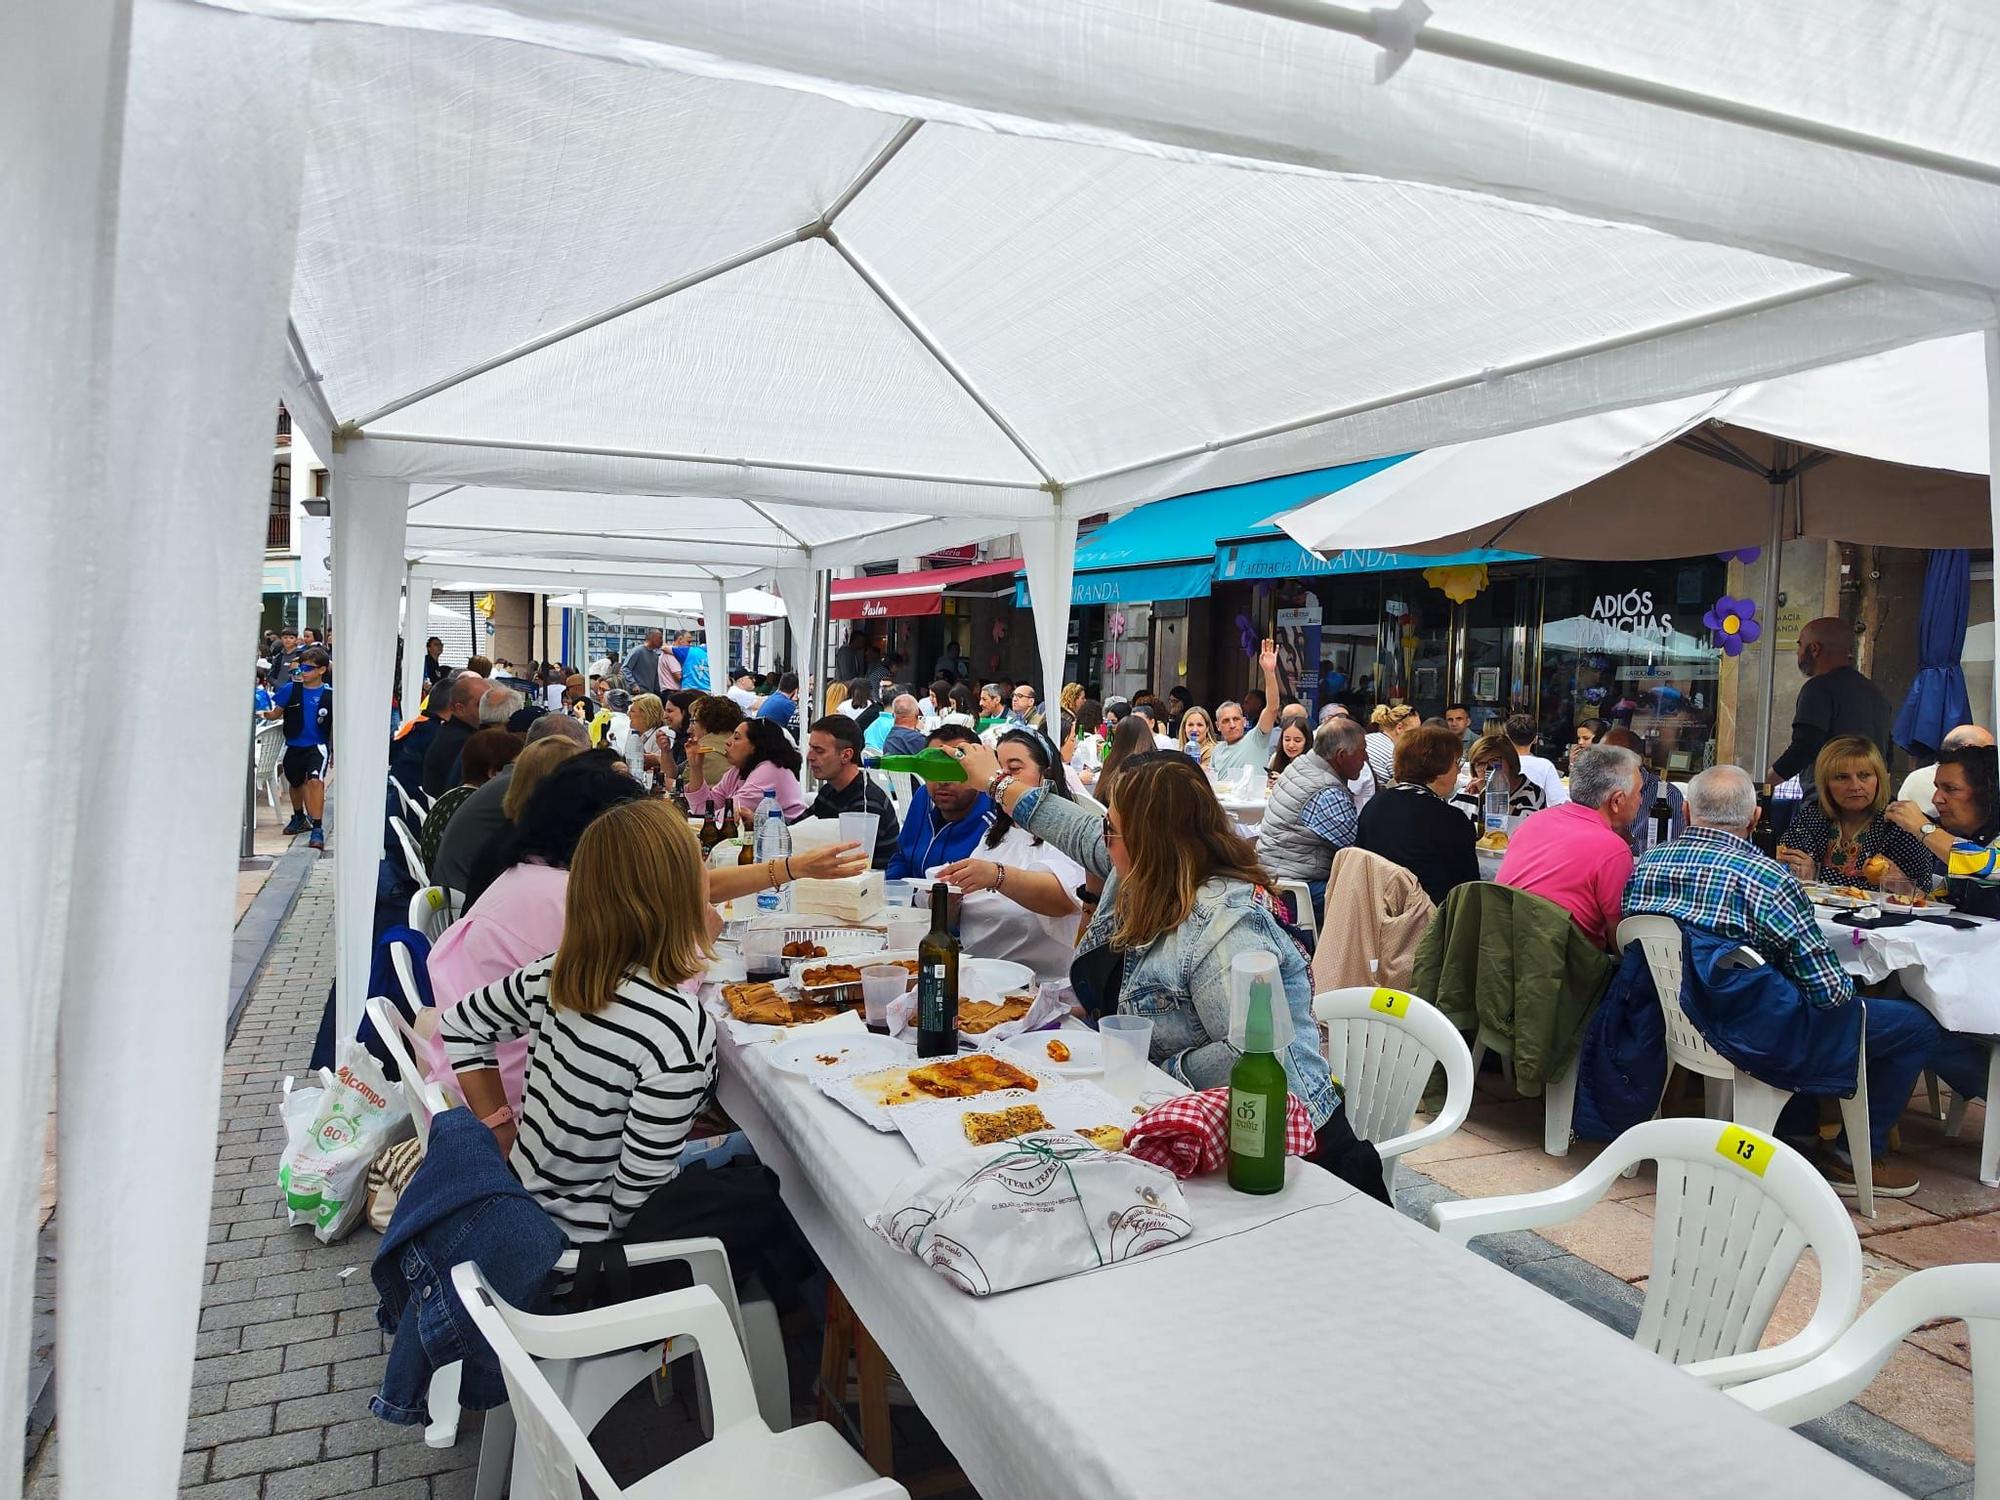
[916,882,960,1058]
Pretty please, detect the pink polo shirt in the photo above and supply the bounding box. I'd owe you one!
[1494,800,1633,951]
[424,861,569,1112]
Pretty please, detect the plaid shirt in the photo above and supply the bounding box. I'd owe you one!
[1622,825,1852,1010]
[1300,782,1360,849]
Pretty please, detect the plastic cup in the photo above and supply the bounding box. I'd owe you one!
[838,811,881,859]
[882,911,928,952]
[861,965,911,1027]
[1098,1015,1154,1098]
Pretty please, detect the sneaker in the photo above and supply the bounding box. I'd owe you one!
[1820,1148,1921,1198]
[283,812,310,835]
[308,825,325,852]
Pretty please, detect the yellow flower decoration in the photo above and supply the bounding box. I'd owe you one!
[1423,563,1489,604]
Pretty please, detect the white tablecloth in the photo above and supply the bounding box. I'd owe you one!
[1816,911,2000,1035]
[715,1018,1890,1499]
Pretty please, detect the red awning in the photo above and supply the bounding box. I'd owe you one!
[828,557,1020,620]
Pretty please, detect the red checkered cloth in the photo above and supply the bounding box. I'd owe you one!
[1124,1086,1317,1179]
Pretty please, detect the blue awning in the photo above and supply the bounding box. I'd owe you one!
[1019,456,1529,607]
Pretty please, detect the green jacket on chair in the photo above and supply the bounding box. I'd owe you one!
[1411,882,1617,1097]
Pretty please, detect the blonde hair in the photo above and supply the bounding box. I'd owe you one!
[1814,735,1890,820]
[1177,707,1217,768]
[1108,757,1272,950]
[1369,702,1416,730]
[503,737,587,821]
[550,800,714,1014]
[1059,682,1084,716]
[627,693,664,733]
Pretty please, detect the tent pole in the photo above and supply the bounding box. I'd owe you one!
[702,583,730,696]
[580,588,590,672]
[399,561,427,716]
[1755,458,1785,777]
[1019,505,1080,728]
[1987,322,2000,715]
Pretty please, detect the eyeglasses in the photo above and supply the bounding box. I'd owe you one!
[1101,818,1123,844]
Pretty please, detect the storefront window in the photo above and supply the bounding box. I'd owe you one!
[1539,559,1725,773]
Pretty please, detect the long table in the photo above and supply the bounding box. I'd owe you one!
[1818,909,2000,1185]
[715,1019,1892,1499]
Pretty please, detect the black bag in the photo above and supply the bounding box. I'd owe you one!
[559,1156,819,1319]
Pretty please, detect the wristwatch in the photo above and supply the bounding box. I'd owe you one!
[1921,822,1938,838]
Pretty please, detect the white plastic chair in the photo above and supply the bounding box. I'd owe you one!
[1940,1040,2000,1189]
[1432,1118,1864,1387]
[408,885,462,943]
[455,1262,902,1500]
[1276,879,1318,943]
[1313,986,1474,1193]
[1618,916,1874,1218]
[390,814,430,887]
[1467,1028,1581,1159]
[1728,1263,2000,1498]
[364,996,458,1143]
[253,722,286,810]
[392,776,427,827]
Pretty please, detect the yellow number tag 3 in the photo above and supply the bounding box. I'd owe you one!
[1715,1124,1775,1178]
[1369,988,1411,1019]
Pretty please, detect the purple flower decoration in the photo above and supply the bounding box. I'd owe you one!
[1717,547,1762,565]
[1703,595,1763,657]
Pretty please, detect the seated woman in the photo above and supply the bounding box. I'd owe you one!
[418,726,523,875]
[681,693,743,806]
[944,739,1342,1143]
[441,799,718,1243]
[1176,706,1217,769]
[935,729,1087,981]
[624,692,665,789]
[688,716,807,819]
[1448,733,1546,822]
[1779,735,1934,891]
[426,751,645,1111]
[1266,719,1310,788]
[1364,703,1418,787]
[1356,725,1479,905]
[1080,714,1159,803]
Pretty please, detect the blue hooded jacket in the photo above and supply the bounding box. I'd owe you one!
[371,1109,565,1423]
[1575,926,1863,1141]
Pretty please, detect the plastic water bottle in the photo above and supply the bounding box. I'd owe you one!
[1185,730,1200,761]
[624,729,651,790]
[754,789,790,914]
[1481,767,1510,836]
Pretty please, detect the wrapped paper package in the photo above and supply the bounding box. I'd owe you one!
[867,1132,1191,1295]
[791,869,885,923]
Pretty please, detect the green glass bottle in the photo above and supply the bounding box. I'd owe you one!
[1227,969,1289,1195]
[877,747,969,783]
[916,882,961,1058]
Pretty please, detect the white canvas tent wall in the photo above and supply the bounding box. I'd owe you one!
[15,1,2000,1496]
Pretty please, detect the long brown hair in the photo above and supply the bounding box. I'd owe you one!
[550,800,714,1015]
[1099,716,1158,804]
[1108,756,1273,950]
[503,737,587,821]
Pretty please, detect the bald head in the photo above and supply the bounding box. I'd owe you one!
[1943,724,1995,752]
[1687,764,1759,832]
[447,672,488,724]
[1796,617,1854,677]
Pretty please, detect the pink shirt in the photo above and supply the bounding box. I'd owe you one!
[687,760,805,819]
[424,862,568,1112]
[1495,800,1633,951]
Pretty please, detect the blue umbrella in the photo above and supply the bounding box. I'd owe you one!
[1893,548,1972,756]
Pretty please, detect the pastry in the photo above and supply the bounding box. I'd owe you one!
[962,1104,1052,1145]
[1076,1124,1126,1152]
[907,1054,1039,1099]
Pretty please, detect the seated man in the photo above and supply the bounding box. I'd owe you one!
[1624,764,1940,1198]
[1497,744,1644,950]
[1259,718,1368,921]
[797,714,901,869]
[1504,714,1569,807]
[881,694,929,757]
[886,724,994,880]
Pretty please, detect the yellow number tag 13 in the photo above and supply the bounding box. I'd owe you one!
[1369,988,1411,1019]
[1715,1124,1775,1177]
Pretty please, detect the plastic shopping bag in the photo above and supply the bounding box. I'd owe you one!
[277,1042,413,1243]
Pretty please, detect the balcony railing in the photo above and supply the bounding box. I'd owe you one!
[275,405,291,447]
[266,506,290,551]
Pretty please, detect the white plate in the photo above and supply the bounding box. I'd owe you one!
[1804,885,1872,910]
[962,956,1035,999]
[810,1054,1064,1132]
[767,1031,910,1078]
[996,1028,1102,1076]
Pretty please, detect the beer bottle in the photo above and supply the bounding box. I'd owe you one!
[1226,951,1290,1195]
[916,882,960,1058]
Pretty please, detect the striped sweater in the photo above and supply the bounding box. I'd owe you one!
[439,954,715,1242]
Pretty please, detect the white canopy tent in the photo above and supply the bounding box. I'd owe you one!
[12,1,2000,1495]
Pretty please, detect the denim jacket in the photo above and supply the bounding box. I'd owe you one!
[1014,787,1339,1125]
[370,1108,566,1424]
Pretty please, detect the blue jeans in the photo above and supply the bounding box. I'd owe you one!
[1856,997,1945,1156]
[1928,1032,1991,1103]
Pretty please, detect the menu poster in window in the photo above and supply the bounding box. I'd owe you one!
[1275,599,1323,713]
[1473,666,1501,702]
